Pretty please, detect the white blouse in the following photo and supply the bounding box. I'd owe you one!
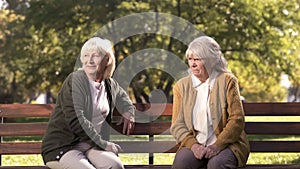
[88,80,110,133]
[192,71,219,146]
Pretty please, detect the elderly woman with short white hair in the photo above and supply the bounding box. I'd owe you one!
[42,37,135,169]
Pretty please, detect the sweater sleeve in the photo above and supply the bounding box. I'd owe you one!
[171,84,181,125]
[110,78,135,116]
[214,75,245,150]
[170,83,198,149]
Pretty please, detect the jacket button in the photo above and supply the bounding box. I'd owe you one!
[60,151,63,154]
[56,155,60,159]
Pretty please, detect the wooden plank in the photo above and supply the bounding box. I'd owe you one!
[2,140,299,155]
[0,122,170,137]
[245,122,300,135]
[0,141,177,154]
[0,103,173,118]
[1,121,299,137]
[114,103,173,116]
[249,141,300,152]
[116,141,178,153]
[0,104,54,118]
[1,103,300,118]
[0,142,42,154]
[114,122,300,135]
[243,103,300,116]
[111,122,171,135]
[0,123,48,136]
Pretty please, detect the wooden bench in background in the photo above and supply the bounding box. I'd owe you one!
[0,103,300,169]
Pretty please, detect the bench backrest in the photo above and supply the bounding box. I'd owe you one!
[1,103,300,163]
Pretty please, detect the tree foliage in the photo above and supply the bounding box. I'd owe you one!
[0,0,299,103]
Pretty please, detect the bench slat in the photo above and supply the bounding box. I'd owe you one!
[111,122,171,135]
[1,103,300,117]
[0,141,177,154]
[1,122,299,137]
[243,103,300,116]
[245,122,300,135]
[116,141,178,153]
[2,141,300,155]
[0,142,42,154]
[0,104,54,118]
[249,141,300,152]
[0,123,48,136]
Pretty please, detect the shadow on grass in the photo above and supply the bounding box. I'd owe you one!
[291,157,300,164]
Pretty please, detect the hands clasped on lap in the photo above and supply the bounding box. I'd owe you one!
[191,144,221,159]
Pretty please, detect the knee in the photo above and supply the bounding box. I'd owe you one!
[100,159,124,169]
[172,151,199,169]
[110,162,124,169]
[207,156,237,169]
[172,159,187,169]
[207,158,222,169]
[172,162,188,169]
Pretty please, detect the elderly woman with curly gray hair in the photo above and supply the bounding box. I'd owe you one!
[171,36,250,169]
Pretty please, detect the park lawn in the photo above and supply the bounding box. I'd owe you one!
[2,116,300,166]
[2,152,300,166]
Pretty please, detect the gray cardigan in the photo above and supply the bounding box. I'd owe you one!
[41,70,135,164]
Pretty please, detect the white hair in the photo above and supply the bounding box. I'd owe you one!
[80,37,116,78]
[186,36,229,76]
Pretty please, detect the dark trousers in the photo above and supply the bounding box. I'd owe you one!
[172,147,237,169]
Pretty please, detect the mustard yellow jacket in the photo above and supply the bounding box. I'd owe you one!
[170,72,250,167]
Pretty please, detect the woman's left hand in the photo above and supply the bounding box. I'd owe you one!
[205,144,221,159]
[117,112,135,135]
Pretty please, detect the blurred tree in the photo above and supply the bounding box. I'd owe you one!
[0,0,299,103]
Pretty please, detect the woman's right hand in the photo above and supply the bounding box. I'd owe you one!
[191,143,207,159]
[105,141,123,154]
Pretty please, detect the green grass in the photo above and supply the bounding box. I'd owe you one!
[2,116,300,166]
[2,155,44,166]
[2,152,300,166]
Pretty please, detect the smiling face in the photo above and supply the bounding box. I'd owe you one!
[81,49,105,80]
[187,54,209,83]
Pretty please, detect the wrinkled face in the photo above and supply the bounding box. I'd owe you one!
[81,49,104,80]
[188,54,209,82]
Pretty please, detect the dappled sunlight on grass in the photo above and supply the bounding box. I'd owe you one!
[2,152,300,166]
[154,153,175,165]
[119,153,149,165]
[2,155,44,166]
[247,153,300,164]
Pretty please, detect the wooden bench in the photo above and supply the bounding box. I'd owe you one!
[1,103,300,169]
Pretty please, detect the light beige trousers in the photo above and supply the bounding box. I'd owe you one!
[46,142,124,169]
